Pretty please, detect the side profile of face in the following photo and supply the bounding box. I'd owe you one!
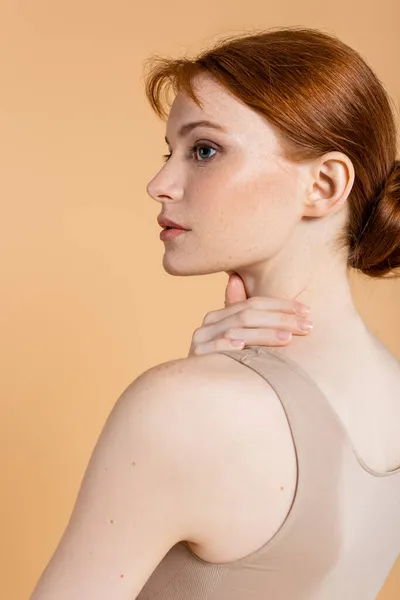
[146,73,352,280]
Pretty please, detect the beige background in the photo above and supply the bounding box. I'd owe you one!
[1,1,399,598]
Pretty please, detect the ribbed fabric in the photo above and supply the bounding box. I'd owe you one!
[136,346,400,600]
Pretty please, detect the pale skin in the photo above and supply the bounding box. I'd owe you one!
[29,74,400,599]
[188,271,314,356]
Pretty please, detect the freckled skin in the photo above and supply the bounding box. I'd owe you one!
[147,73,306,283]
[143,71,400,571]
[145,73,376,391]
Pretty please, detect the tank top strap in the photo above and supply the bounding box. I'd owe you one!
[211,345,347,569]
[218,345,347,457]
[216,345,400,478]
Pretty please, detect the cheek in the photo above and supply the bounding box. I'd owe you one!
[187,158,300,263]
[221,169,298,244]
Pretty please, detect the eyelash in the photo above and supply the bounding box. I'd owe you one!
[162,144,217,164]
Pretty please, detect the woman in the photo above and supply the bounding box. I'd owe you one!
[30,27,400,600]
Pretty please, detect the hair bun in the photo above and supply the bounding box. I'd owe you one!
[145,27,399,278]
[386,159,400,184]
[351,160,400,277]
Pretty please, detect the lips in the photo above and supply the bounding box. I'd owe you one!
[157,216,189,230]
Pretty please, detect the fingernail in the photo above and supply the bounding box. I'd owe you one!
[230,339,245,347]
[277,331,292,341]
[298,319,313,331]
[293,302,311,316]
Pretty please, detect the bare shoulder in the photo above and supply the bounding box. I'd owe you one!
[127,351,282,421]
[133,350,272,389]
[125,352,297,557]
[29,352,295,599]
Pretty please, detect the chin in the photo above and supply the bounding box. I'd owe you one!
[162,255,225,277]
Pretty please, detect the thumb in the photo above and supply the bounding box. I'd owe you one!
[224,273,248,307]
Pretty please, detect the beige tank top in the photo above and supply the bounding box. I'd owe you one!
[136,346,400,600]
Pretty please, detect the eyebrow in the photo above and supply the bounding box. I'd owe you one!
[164,120,227,145]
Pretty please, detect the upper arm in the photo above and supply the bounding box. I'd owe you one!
[29,353,282,600]
[29,358,210,600]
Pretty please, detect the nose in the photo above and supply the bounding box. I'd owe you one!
[146,179,164,203]
[146,166,184,205]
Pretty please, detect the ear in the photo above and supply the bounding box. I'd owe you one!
[303,152,355,218]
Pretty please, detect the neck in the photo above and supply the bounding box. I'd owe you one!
[233,238,370,360]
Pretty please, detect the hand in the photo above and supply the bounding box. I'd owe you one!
[188,273,313,356]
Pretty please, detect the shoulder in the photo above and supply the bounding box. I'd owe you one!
[123,351,288,509]
[125,352,295,552]
[29,353,287,599]
[121,350,287,492]
[124,351,281,427]
[129,349,275,394]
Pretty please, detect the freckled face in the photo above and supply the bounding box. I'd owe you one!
[146,74,306,276]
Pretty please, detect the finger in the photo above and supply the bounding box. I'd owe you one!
[225,273,247,307]
[193,327,294,356]
[217,310,313,340]
[205,296,310,326]
[221,324,312,345]
[191,337,246,356]
[196,309,312,350]
[222,327,295,345]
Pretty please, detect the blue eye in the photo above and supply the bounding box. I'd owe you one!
[162,144,217,163]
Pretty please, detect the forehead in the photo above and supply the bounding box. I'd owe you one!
[169,75,234,119]
[166,74,270,142]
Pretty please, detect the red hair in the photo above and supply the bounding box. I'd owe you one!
[143,27,400,278]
